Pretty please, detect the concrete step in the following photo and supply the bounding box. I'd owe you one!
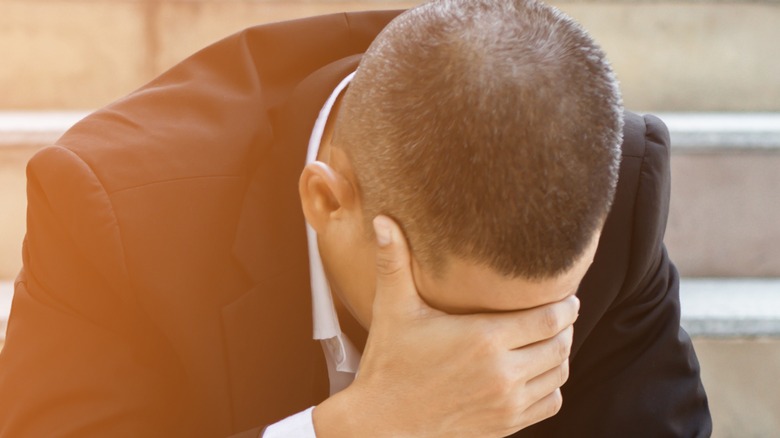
[660,112,780,151]
[660,113,780,278]
[0,111,86,147]
[693,337,780,438]
[680,278,780,337]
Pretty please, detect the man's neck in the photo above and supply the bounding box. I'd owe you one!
[333,296,368,353]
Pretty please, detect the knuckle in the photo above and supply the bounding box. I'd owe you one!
[564,326,574,354]
[501,397,525,420]
[490,366,515,398]
[548,389,564,417]
[534,391,563,424]
[541,306,562,335]
[493,389,524,422]
[559,360,571,386]
[553,332,569,360]
[483,360,516,401]
[474,321,502,355]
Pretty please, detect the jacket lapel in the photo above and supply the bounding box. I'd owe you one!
[230,54,362,286]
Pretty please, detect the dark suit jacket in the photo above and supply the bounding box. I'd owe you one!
[0,10,710,437]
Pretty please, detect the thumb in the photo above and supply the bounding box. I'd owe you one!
[372,215,424,315]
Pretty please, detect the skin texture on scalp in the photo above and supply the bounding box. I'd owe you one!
[334,0,623,280]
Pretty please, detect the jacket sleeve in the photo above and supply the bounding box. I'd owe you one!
[0,146,192,436]
[515,114,712,437]
[0,146,281,437]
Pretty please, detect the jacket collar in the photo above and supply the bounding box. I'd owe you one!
[231,54,363,286]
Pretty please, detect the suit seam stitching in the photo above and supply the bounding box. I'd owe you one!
[342,12,356,53]
[107,174,242,196]
[342,12,352,39]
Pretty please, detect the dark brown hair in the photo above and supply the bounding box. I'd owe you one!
[336,0,624,279]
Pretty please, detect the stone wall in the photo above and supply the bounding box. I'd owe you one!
[1,0,779,111]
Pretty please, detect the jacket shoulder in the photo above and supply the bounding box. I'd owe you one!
[621,111,671,161]
[53,10,402,195]
[618,111,673,293]
[573,111,674,343]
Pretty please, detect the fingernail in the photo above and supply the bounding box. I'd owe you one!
[373,216,392,247]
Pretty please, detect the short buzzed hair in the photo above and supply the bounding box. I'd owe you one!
[335,0,624,279]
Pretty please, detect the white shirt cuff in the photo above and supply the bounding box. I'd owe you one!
[263,406,317,437]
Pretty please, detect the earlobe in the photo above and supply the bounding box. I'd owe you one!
[299,161,354,232]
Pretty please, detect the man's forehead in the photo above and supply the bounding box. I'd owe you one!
[412,257,579,314]
[411,233,600,314]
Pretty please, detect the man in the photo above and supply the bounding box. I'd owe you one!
[0,0,710,436]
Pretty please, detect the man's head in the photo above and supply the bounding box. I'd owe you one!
[300,0,623,327]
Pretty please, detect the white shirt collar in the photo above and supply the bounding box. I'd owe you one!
[304,71,361,377]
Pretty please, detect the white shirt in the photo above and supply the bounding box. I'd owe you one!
[264,72,361,437]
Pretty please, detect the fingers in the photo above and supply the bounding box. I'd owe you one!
[513,388,565,432]
[481,295,579,350]
[501,361,569,434]
[522,352,571,403]
[510,324,574,382]
[371,215,424,315]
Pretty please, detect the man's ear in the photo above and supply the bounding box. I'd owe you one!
[299,161,356,233]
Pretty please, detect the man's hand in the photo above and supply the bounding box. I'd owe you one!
[313,215,579,437]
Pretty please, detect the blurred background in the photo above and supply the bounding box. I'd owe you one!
[1,1,778,436]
